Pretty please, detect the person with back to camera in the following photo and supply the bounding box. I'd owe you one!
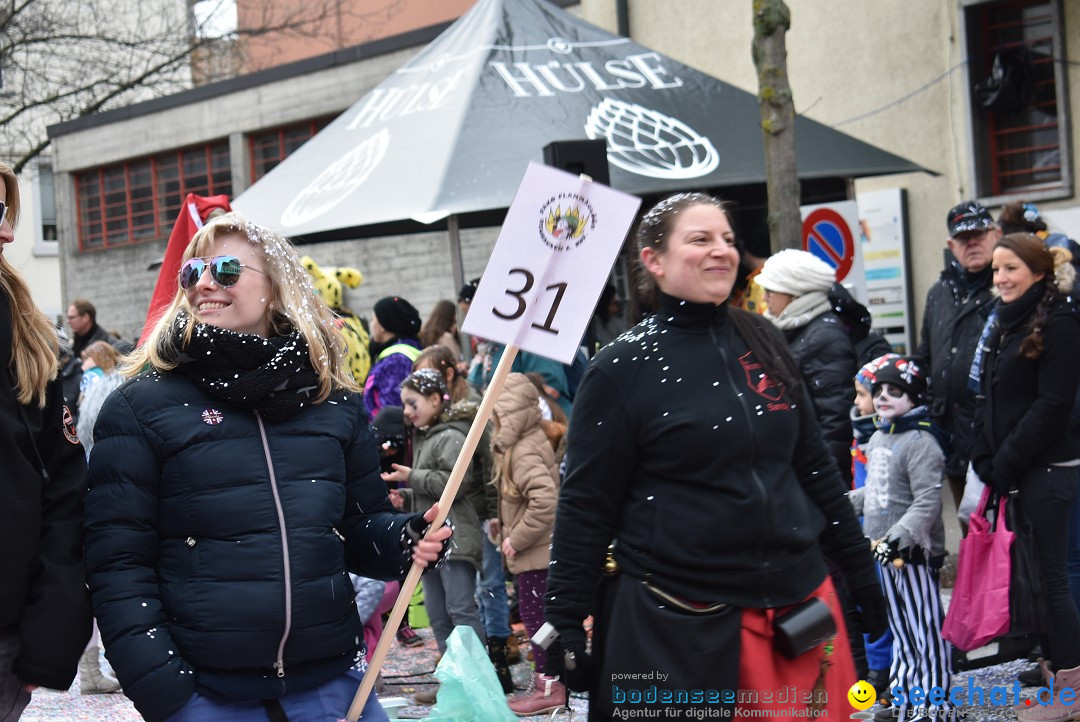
[967,233,1080,722]
[82,213,451,722]
[543,192,886,721]
[75,340,124,458]
[0,161,91,721]
[419,300,464,362]
[364,295,422,421]
[491,373,564,716]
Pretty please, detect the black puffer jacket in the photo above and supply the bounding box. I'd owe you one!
[0,291,91,690]
[84,370,417,722]
[915,263,995,476]
[784,311,857,483]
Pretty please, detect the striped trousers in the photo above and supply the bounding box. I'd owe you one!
[881,561,954,719]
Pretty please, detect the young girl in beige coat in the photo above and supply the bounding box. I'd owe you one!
[492,373,565,715]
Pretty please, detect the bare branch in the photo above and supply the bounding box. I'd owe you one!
[1,0,363,169]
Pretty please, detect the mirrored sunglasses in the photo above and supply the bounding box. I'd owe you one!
[0,201,7,223]
[179,255,265,290]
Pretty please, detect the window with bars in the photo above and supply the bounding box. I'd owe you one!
[248,117,334,182]
[75,141,232,250]
[965,0,1069,198]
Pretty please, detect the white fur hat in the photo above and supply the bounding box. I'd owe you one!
[756,249,836,296]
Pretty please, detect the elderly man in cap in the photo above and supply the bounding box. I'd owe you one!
[914,201,1000,528]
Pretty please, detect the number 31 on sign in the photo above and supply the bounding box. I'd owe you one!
[462,162,642,365]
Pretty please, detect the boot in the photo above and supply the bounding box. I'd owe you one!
[1019,659,1054,688]
[487,636,514,693]
[507,672,567,717]
[79,646,121,695]
[505,631,522,663]
[1015,663,1080,722]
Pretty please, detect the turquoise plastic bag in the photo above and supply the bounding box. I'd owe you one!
[421,626,516,722]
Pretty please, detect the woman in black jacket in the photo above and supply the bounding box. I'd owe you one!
[0,163,91,720]
[84,214,450,722]
[971,233,1080,717]
[755,248,856,484]
[544,193,885,721]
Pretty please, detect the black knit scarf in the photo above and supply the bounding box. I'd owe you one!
[164,312,321,422]
[996,279,1046,332]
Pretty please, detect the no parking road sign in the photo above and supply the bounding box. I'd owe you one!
[802,207,856,281]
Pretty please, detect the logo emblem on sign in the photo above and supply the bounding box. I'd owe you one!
[538,194,595,252]
[201,409,224,425]
[585,98,719,180]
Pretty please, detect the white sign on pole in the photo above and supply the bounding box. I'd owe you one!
[856,188,913,353]
[462,162,642,364]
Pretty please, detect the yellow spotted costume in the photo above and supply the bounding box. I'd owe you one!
[301,256,372,386]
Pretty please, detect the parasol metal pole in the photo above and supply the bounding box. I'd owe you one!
[346,343,520,720]
[448,214,465,296]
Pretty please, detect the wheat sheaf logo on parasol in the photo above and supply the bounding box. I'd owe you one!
[281,128,391,228]
[538,195,595,252]
[585,98,719,180]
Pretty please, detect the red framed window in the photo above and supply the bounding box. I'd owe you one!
[966,0,1067,197]
[76,141,232,250]
[248,117,333,182]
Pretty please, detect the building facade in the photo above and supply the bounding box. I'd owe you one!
[47,0,1079,341]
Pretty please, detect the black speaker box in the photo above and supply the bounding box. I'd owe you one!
[542,139,610,185]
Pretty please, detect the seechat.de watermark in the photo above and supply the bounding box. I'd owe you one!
[864,678,1077,718]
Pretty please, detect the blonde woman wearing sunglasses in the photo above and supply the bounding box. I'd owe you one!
[0,162,92,720]
[84,213,451,722]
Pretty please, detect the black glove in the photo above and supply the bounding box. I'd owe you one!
[399,514,452,572]
[560,637,596,693]
[872,536,901,567]
[850,582,888,640]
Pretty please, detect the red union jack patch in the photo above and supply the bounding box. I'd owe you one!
[201,409,224,425]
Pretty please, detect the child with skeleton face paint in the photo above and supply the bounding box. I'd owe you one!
[849,356,954,720]
[870,359,924,424]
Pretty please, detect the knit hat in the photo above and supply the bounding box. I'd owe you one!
[870,356,926,404]
[755,249,836,297]
[855,353,901,391]
[374,296,421,338]
[371,405,405,449]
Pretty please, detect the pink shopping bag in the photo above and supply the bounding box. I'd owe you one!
[942,487,1013,651]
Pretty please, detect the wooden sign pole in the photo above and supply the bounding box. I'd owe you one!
[346,344,520,720]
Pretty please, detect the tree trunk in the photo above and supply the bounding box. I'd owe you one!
[752,0,801,253]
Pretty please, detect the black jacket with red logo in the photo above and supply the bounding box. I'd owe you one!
[546,294,873,638]
[0,289,91,690]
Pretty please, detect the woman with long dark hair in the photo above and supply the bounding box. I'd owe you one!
[543,192,885,720]
[418,299,462,361]
[970,233,1080,721]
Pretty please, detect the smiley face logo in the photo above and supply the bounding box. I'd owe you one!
[848,681,877,710]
